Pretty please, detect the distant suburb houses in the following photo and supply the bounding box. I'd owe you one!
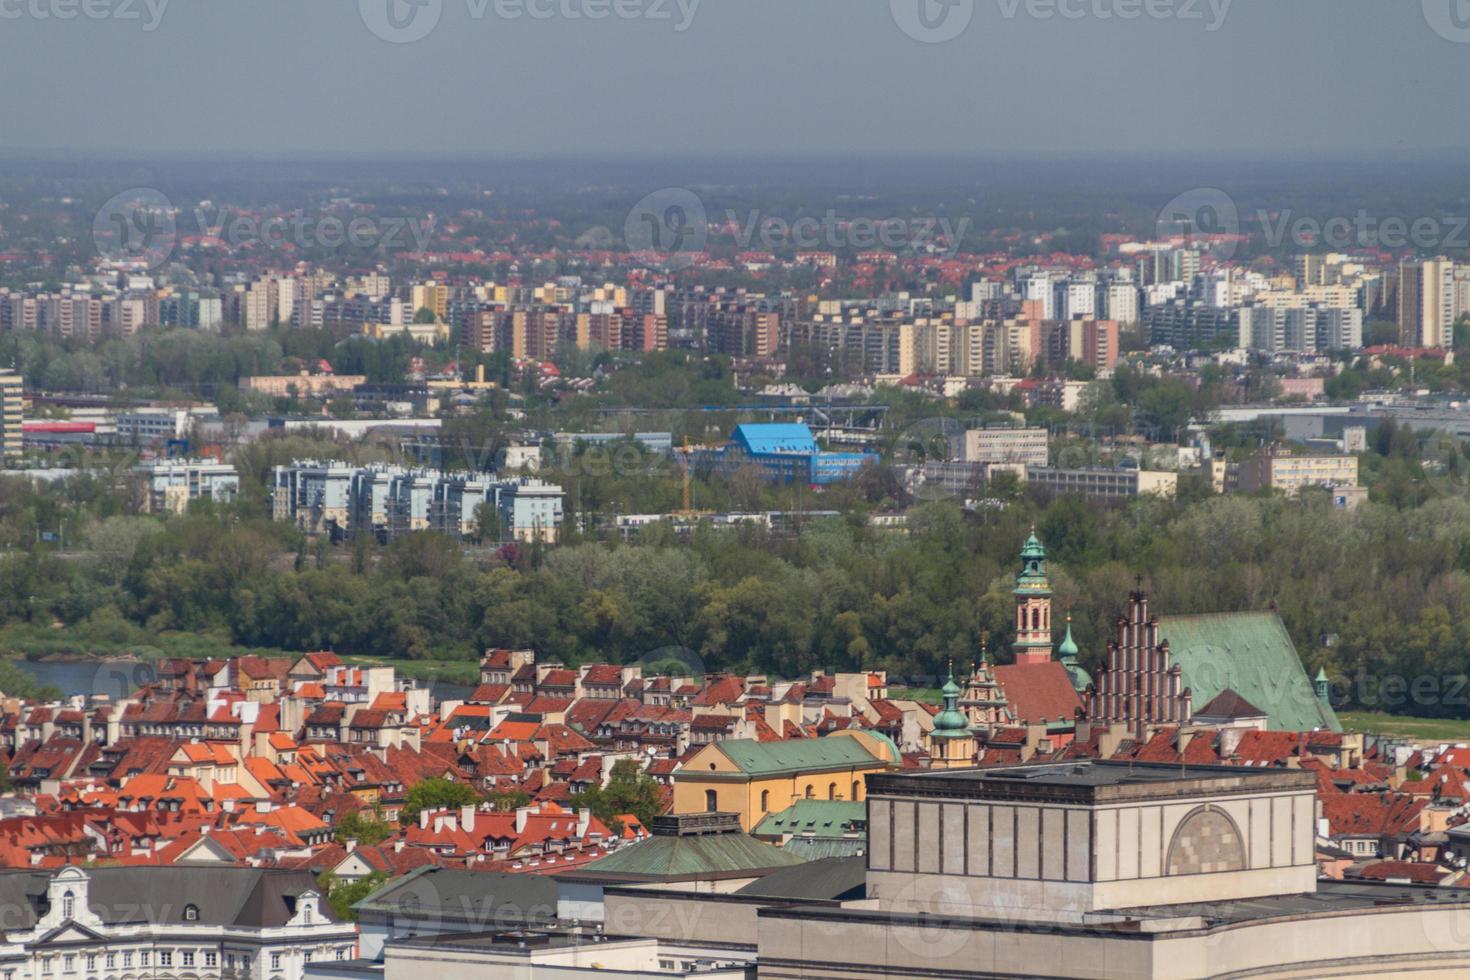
[271,461,564,542]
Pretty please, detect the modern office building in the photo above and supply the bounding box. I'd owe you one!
[964,427,1049,467]
[694,424,874,486]
[1025,465,1177,500]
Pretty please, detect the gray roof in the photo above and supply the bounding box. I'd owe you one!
[734,856,865,902]
[0,867,330,929]
[353,867,558,925]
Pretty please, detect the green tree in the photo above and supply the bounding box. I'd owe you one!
[317,871,391,921]
[569,759,664,832]
[400,777,481,822]
[334,807,392,846]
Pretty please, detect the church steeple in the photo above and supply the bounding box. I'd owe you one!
[1013,529,1054,665]
[929,662,977,769]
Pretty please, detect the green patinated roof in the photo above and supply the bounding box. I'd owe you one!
[753,800,866,839]
[577,831,806,879]
[1158,612,1340,733]
[716,736,882,777]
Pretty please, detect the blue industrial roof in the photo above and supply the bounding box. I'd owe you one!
[732,423,819,455]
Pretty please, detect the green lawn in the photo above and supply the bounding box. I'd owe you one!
[890,686,942,704]
[1337,711,1470,742]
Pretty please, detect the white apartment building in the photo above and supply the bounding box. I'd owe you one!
[0,866,355,980]
[135,459,240,514]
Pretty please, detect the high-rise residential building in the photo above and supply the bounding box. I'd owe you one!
[1103,282,1140,324]
[0,369,22,464]
[1296,253,1326,288]
[1047,318,1119,370]
[1022,272,1055,320]
[1398,257,1455,348]
[1054,279,1097,321]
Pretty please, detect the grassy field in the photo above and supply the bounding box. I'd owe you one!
[1337,711,1470,742]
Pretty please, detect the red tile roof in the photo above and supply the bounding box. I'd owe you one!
[992,662,1083,725]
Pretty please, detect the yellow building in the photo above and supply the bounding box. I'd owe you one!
[672,730,899,831]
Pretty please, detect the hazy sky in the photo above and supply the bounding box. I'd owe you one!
[1,0,1465,158]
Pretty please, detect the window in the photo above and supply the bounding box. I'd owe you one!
[184,904,200,921]
[104,955,115,971]
[63,955,74,974]
[828,782,837,800]
[805,785,814,799]
[270,953,281,971]
[852,781,861,800]
[85,956,95,972]
[704,789,717,812]
[335,949,347,962]
[760,789,769,812]
[205,952,217,968]
[139,952,149,968]
[123,953,133,969]
[41,959,52,976]
[182,951,195,967]
[62,891,75,920]
[158,952,172,968]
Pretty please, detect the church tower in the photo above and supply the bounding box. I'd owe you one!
[1013,530,1054,666]
[929,665,977,769]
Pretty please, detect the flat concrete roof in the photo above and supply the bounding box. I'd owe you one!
[1118,879,1470,925]
[759,880,1470,936]
[867,760,1316,804]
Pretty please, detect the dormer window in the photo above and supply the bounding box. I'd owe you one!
[184,904,200,921]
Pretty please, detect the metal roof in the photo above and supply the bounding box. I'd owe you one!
[573,829,806,880]
[734,856,866,901]
[714,736,883,778]
[1158,612,1340,733]
[731,423,819,455]
[753,800,865,839]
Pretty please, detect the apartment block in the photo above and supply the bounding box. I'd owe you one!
[965,427,1049,466]
[0,369,21,464]
[1237,451,1359,495]
[135,459,240,514]
[1026,466,1178,500]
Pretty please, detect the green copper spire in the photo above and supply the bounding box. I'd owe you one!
[1058,615,1079,659]
[931,662,972,739]
[1014,528,1052,597]
[1314,667,1330,702]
